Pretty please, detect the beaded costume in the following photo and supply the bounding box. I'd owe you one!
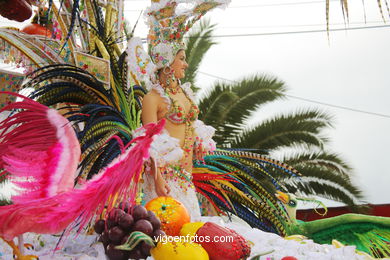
[141,82,215,221]
[132,0,225,221]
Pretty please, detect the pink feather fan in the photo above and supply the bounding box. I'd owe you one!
[0,91,80,202]
[0,92,166,240]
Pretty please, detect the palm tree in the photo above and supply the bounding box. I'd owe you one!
[184,20,364,209]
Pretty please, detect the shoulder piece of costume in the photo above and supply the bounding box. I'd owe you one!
[193,119,216,153]
[126,37,156,90]
[133,121,183,167]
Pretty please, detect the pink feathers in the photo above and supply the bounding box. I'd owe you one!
[0,92,166,240]
[0,92,80,202]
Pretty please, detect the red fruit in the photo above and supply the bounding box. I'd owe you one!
[196,222,251,260]
[108,226,125,244]
[94,219,105,234]
[132,205,148,220]
[118,213,134,231]
[281,257,298,260]
[132,219,153,236]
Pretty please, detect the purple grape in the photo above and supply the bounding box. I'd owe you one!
[132,219,153,236]
[118,201,133,214]
[107,219,118,229]
[94,219,105,234]
[118,213,134,231]
[120,235,129,245]
[108,226,125,244]
[149,215,161,231]
[139,241,153,257]
[101,232,110,253]
[106,244,128,260]
[147,210,156,219]
[132,205,148,220]
[152,229,166,240]
[108,208,126,222]
[101,231,110,245]
[127,247,143,260]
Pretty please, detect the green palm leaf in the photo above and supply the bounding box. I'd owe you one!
[282,165,363,208]
[199,75,286,145]
[282,151,353,180]
[184,19,217,90]
[232,109,332,153]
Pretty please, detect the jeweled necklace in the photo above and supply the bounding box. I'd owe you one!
[166,84,181,95]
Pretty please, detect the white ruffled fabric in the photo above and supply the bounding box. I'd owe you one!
[133,127,183,168]
[150,131,183,167]
[193,119,217,153]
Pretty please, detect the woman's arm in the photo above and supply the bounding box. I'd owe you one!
[141,92,159,125]
[141,93,171,196]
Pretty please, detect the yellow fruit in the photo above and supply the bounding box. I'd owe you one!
[180,222,205,237]
[151,241,209,260]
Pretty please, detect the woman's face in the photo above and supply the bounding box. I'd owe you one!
[170,50,188,79]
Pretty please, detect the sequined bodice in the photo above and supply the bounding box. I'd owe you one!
[164,90,199,124]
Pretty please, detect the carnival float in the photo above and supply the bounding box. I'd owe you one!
[0,0,389,259]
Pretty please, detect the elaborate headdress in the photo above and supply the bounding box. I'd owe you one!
[145,0,231,70]
[127,0,230,89]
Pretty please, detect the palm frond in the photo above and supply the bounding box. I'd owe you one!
[184,19,217,90]
[231,109,332,153]
[281,151,352,180]
[282,165,363,207]
[198,75,286,145]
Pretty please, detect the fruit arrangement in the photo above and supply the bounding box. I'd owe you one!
[94,202,165,260]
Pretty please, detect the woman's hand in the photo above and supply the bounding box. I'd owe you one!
[154,170,171,196]
[194,143,208,161]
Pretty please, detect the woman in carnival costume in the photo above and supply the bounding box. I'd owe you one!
[139,0,221,220]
